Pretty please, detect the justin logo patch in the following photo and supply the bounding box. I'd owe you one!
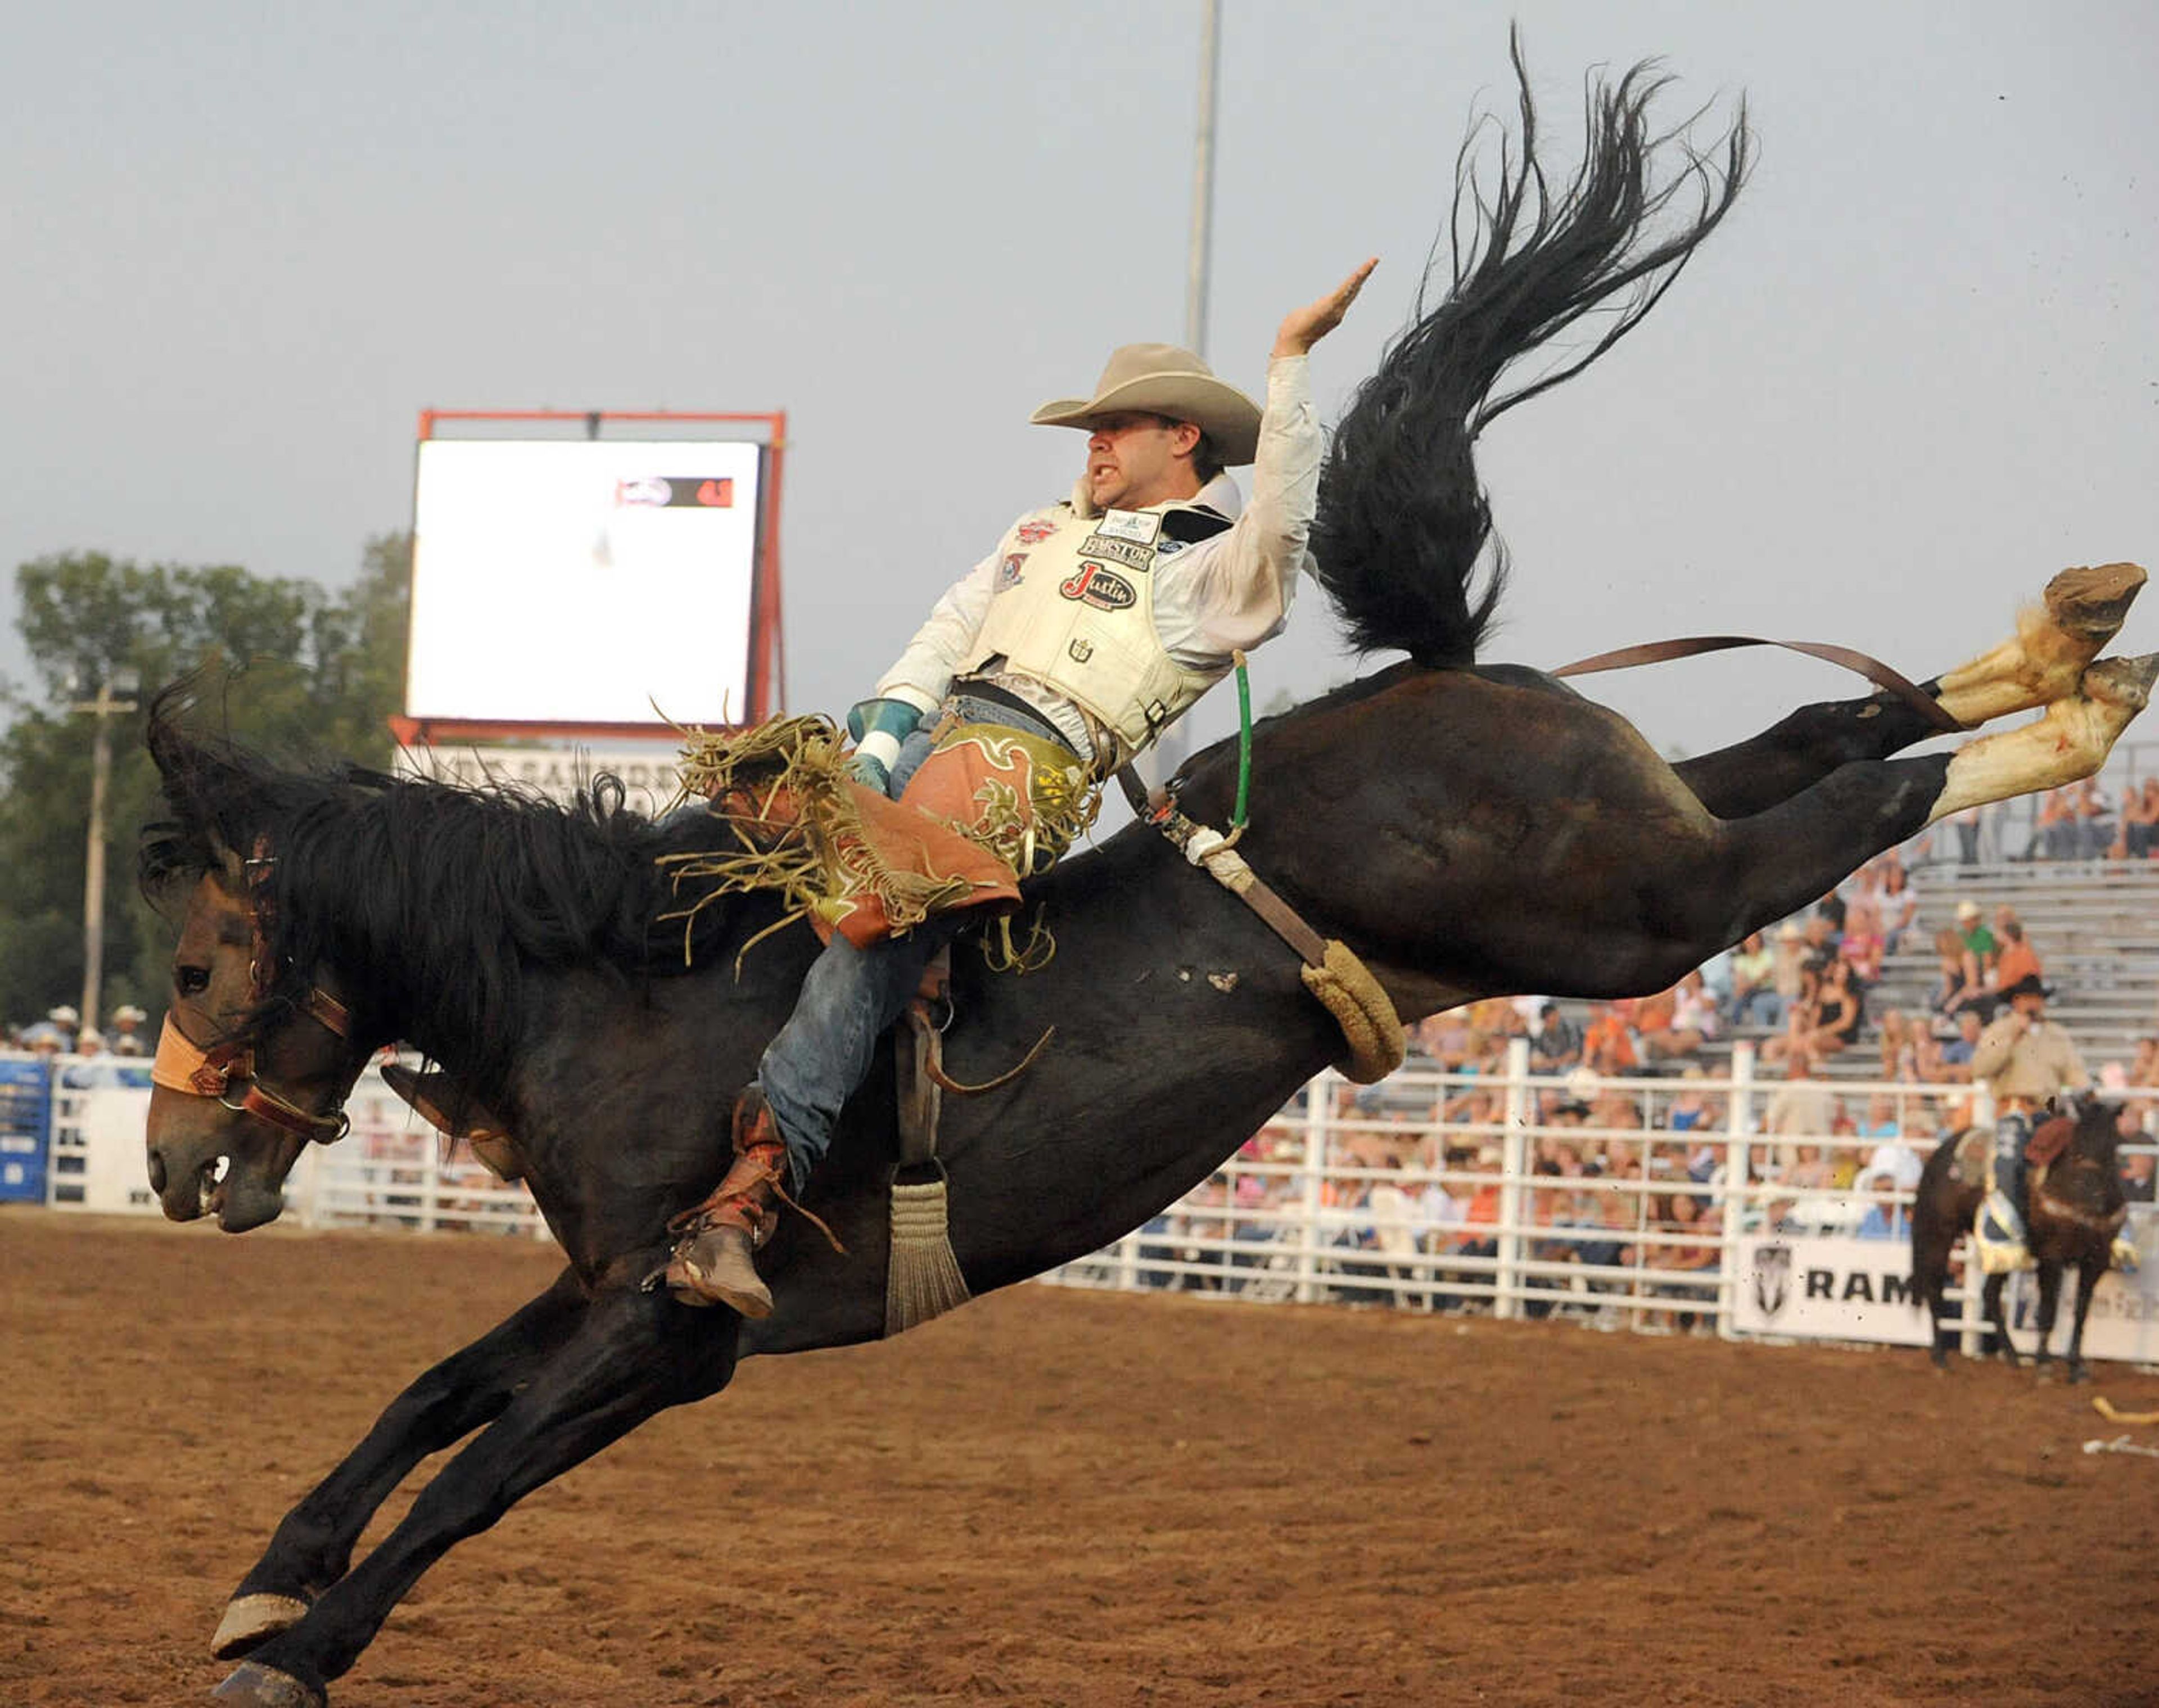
[996,553,1027,590]
[1094,509,1160,545]
[1058,563,1136,610]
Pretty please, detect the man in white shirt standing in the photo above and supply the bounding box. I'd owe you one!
[667,259,1379,1314]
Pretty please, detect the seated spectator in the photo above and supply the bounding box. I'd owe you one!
[1954,899,1999,977]
[1526,1001,1583,1074]
[1909,1029,1951,1085]
[1664,1067,1716,1135]
[2034,787,2076,859]
[2120,1123,2155,1205]
[1582,1002,1639,1077]
[2118,778,2159,860]
[1928,927,1990,1032]
[1931,1008,1986,1083]
[1763,1049,1837,1146]
[1876,1008,1920,1082]
[1854,1171,1911,1240]
[1728,930,1782,1027]
[1991,920,2043,996]
[1781,953,1863,1062]
[1878,857,1920,954]
[1768,919,1810,1010]
[1839,901,1885,987]
[1634,980,1713,1063]
[1858,1097,1923,1192]
[1652,1191,1722,1328]
[2073,776,2115,859]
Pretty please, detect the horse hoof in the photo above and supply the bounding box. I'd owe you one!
[211,1659,326,1707]
[2045,562,2146,641]
[2081,652,2159,713]
[2068,1363,2092,1385]
[212,1594,310,1660]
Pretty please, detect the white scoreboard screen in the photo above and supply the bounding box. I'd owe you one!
[406,438,764,727]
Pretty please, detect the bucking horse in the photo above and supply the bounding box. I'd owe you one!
[139,50,2152,1706]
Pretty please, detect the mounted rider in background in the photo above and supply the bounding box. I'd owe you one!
[665,259,1381,1315]
[1969,971,2088,1269]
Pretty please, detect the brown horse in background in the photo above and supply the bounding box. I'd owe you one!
[1910,1095,2129,1379]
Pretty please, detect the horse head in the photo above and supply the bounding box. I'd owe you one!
[141,700,376,1230]
[2033,1091,2129,1233]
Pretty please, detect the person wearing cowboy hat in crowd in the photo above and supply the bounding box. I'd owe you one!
[664,259,1381,1314]
[108,1004,149,1057]
[1968,971,2088,1267]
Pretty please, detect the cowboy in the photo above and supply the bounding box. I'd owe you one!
[1968,970,2089,1266]
[665,258,1380,1314]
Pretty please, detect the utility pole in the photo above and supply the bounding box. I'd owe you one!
[1149,0,1222,791]
[71,668,139,1034]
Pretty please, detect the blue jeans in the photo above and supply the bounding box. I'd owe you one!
[757,689,1080,1191]
[1993,1110,2031,1235]
[758,916,961,1192]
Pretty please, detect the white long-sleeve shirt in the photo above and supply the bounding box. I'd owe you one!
[873,353,1322,760]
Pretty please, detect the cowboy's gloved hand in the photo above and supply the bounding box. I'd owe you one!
[846,698,922,798]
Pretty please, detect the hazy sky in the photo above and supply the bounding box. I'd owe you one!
[4,1,2154,768]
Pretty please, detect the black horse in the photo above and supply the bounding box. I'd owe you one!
[141,53,2153,1708]
[1910,1096,2130,1379]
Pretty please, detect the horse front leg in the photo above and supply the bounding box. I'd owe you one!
[212,1285,740,1707]
[213,1267,592,1660]
[2031,1264,2065,1373]
[2064,1255,2108,1385]
[1982,1272,2019,1367]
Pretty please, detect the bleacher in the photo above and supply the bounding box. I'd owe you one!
[1862,859,2159,1065]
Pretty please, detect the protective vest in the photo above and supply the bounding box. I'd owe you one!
[961,499,1235,771]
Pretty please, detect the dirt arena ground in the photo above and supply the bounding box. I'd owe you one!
[2,1213,2154,1708]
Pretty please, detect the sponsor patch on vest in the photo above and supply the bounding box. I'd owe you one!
[1077,534,1154,571]
[1014,518,1059,545]
[1153,535,1188,555]
[996,553,1027,590]
[1059,564,1136,610]
[1094,509,1161,545]
[1069,638,1094,663]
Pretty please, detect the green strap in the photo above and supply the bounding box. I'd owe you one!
[1232,653,1253,832]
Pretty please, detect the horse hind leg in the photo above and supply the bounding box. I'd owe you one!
[1673,563,2146,820]
[1932,563,2146,726]
[1926,654,2159,825]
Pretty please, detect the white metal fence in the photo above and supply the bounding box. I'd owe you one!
[17,1045,2156,1361]
[1044,1042,2159,1362]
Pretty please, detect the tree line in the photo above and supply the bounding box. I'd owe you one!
[0,537,410,1032]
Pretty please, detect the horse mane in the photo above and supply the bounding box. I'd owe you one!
[1309,32,1753,666]
[140,688,739,1108]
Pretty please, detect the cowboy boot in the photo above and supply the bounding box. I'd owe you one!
[665,1088,791,1316]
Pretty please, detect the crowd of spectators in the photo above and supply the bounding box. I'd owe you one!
[5,1004,150,1060]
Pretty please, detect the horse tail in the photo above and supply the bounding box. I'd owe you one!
[1309,33,1753,666]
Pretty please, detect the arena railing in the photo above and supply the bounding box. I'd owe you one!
[1041,1041,2159,1363]
[15,1047,2155,1361]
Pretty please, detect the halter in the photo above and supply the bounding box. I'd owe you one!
[149,866,360,1144]
[151,985,356,1144]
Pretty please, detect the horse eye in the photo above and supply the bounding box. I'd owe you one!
[175,965,211,997]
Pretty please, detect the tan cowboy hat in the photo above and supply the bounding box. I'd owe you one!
[1031,344,1263,466]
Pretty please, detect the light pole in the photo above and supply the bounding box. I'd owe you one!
[70,667,139,1034]
[1147,0,1222,793]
